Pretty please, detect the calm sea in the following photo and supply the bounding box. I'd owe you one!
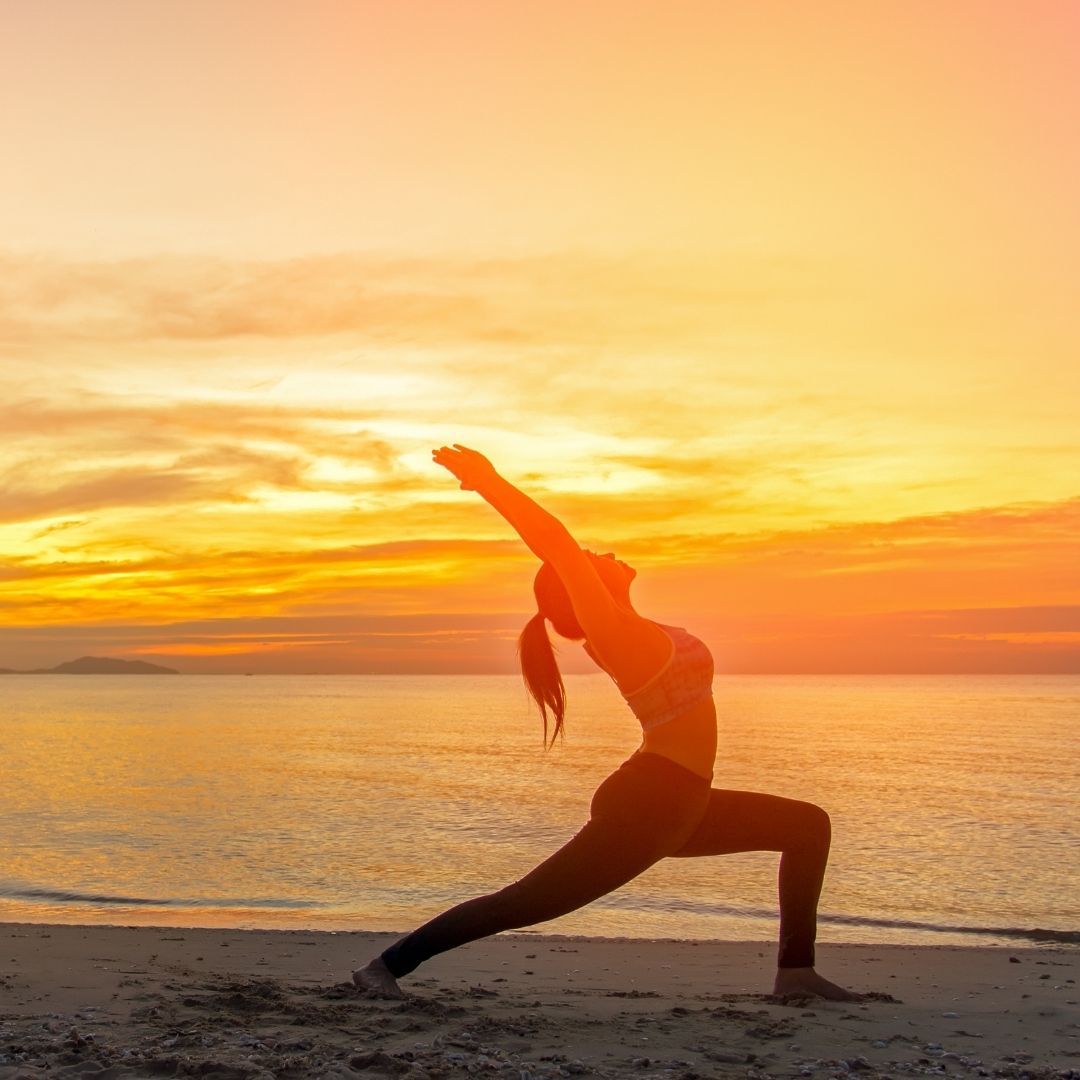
[0,675,1076,948]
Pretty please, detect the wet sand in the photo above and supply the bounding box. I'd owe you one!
[0,923,1076,1078]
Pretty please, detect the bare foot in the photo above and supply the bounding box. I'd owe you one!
[773,967,862,1001]
[353,957,406,999]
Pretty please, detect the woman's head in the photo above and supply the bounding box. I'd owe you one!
[589,551,637,593]
[518,551,637,747]
[533,553,635,636]
[532,561,584,641]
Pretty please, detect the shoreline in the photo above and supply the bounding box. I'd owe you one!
[0,923,1076,1078]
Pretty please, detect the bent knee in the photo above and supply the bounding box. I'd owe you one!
[797,801,831,849]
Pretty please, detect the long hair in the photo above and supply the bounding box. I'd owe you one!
[517,562,584,747]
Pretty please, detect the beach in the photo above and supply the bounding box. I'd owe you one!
[0,924,1075,1079]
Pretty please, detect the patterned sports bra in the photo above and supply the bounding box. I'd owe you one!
[621,623,715,731]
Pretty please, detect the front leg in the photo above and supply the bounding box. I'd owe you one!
[773,966,862,1001]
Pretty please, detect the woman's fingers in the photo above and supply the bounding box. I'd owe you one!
[433,446,470,467]
[432,446,467,477]
[433,445,487,482]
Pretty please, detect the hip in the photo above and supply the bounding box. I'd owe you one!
[589,750,713,834]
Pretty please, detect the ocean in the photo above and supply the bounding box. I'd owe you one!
[0,674,1076,948]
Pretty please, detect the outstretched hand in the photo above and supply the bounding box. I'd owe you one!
[432,444,500,492]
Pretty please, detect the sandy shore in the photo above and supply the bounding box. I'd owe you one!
[0,923,1075,1079]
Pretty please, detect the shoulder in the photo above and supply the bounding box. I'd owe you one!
[586,617,678,695]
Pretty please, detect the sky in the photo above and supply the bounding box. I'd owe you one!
[1,0,1078,673]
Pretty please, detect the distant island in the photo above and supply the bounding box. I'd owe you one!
[0,656,179,675]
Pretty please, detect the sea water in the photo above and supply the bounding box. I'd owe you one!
[0,674,1076,947]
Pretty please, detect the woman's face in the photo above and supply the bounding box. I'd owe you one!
[588,551,637,592]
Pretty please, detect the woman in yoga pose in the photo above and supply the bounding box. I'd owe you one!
[355,444,857,1001]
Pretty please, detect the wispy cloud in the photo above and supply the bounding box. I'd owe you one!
[698,606,1080,674]
[0,251,829,348]
[2,497,1077,672]
[1,603,1075,675]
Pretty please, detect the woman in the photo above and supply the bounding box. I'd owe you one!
[355,444,857,1001]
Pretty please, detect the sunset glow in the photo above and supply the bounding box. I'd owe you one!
[2,1,1077,672]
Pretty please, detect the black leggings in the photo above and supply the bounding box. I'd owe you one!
[381,751,831,978]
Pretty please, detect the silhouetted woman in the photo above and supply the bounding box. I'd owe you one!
[355,445,857,1000]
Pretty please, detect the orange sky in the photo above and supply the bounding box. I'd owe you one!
[1,1,1078,673]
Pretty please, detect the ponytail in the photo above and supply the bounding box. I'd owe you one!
[518,612,567,748]
[519,562,585,749]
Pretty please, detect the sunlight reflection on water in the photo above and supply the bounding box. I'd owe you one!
[0,674,1076,945]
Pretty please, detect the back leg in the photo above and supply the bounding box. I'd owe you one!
[377,815,683,979]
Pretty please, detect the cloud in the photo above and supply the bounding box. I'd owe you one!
[0,396,428,528]
[0,386,896,548]
[696,606,1080,674]
[5,248,1077,550]
[0,254,479,344]
[1,496,1077,672]
[0,251,831,348]
[0,466,222,524]
[2,248,1077,673]
[1,603,1075,675]
[0,611,530,674]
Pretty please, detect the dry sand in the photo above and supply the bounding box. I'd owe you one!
[0,922,1075,1079]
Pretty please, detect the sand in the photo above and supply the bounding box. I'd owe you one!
[0,923,1075,1079]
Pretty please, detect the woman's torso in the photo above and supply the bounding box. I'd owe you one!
[587,621,717,780]
[638,696,717,780]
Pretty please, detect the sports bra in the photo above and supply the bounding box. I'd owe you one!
[621,623,715,731]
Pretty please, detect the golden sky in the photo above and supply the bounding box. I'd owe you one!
[2,1,1078,672]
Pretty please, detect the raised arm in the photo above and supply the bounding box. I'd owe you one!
[431,444,579,565]
[432,444,668,688]
[431,444,649,652]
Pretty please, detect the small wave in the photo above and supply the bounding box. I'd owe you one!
[0,885,318,910]
[4,883,1075,944]
[597,894,1079,944]
[819,912,1080,945]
